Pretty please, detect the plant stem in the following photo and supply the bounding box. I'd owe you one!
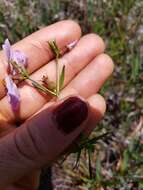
[48,40,61,97]
[11,60,57,96]
[28,78,57,96]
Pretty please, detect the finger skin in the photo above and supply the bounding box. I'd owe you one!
[0,20,81,99]
[66,53,114,98]
[0,34,105,123]
[84,94,106,135]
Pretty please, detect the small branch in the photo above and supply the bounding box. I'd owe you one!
[28,78,57,96]
[48,40,61,97]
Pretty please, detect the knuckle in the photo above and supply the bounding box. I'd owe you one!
[14,124,42,162]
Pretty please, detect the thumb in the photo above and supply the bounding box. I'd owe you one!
[0,96,89,188]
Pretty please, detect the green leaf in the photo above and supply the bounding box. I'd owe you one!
[59,65,65,90]
[48,40,60,57]
[121,149,129,174]
[139,181,143,188]
[88,149,93,179]
[96,155,102,182]
[73,150,81,170]
[30,79,56,96]
[21,67,29,78]
[131,54,140,82]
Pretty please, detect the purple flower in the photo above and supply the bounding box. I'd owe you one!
[2,39,27,75]
[67,40,78,50]
[2,39,11,61]
[5,76,20,111]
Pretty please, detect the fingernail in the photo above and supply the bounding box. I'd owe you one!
[53,97,88,134]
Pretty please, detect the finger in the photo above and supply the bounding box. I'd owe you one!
[0,96,90,188]
[0,20,81,98]
[0,34,105,123]
[41,93,106,136]
[83,94,106,135]
[64,53,114,98]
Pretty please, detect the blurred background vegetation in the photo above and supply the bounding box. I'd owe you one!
[0,0,143,189]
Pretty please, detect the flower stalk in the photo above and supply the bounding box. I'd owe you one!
[2,39,77,110]
[48,40,61,97]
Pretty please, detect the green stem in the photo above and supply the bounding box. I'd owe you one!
[11,61,57,96]
[28,78,57,96]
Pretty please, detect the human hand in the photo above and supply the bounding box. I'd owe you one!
[0,20,114,190]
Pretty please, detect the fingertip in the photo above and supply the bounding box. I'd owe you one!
[100,53,114,73]
[83,33,105,54]
[88,94,106,116]
[91,53,114,79]
[58,20,82,38]
[83,94,106,136]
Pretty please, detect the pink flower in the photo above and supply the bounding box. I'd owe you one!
[2,39,27,75]
[5,76,20,111]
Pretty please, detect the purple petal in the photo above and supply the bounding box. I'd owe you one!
[67,40,78,50]
[11,50,27,67]
[2,39,28,75]
[2,39,11,61]
[5,76,20,111]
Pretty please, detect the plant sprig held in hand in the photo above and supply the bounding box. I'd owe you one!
[2,39,77,111]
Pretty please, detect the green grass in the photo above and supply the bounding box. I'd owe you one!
[0,0,143,189]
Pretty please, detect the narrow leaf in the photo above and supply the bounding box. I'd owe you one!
[96,155,102,182]
[48,40,60,57]
[121,149,129,174]
[59,65,65,90]
[88,149,93,179]
[73,150,81,170]
[30,79,56,96]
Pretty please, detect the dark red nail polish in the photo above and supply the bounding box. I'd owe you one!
[53,97,88,134]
